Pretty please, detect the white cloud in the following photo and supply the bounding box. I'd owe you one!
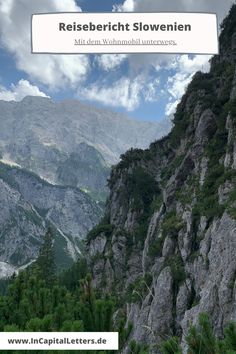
[167,72,191,99]
[0,79,49,101]
[111,0,232,116]
[172,55,211,74]
[79,73,161,110]
[112,0,135,12]
[165,100,179,116]
[134,0,232,24]
[0,0,89,89]
[115,0,232,72]
[143,79,160,102]
[79,76,146,111]
[0,0,233,115]
[165,55,211,115]
[165,72,192,115]
[96,54,127,71]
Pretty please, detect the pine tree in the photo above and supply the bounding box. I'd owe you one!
[36,228,56,286]
[220,322,236,352]
[160,337,182,354]
[186,313,217,354]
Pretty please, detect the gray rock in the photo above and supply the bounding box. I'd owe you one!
[0,96,170,182]
[0,162,101,272]
[199,157,208,186]
[89,235,107,257]
[195,109,217,143]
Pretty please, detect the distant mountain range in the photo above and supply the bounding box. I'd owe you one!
[0,96,171,198]
[0,97,170,275]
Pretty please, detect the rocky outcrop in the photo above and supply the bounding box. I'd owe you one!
[86,6,236,352]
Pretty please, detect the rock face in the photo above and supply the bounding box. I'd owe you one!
[0,162,102,274]
[0,97,170,197]
[56,142,110,200]
[87,7,236,352]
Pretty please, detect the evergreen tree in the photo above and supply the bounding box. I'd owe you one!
[160,336,182,354]
[36,228,56,286]
[186,313,217,354]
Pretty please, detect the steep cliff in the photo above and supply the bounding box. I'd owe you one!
[0,161,102,274]
[87,5,236,352]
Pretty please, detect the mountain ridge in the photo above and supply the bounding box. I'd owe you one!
[86,5,236,352]
[0,95,170,198]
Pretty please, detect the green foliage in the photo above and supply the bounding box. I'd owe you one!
[220,4,236,50]
[148,233,165,258]
[160,336,182,354]
[189,72,215,93]
[150,194,163,213]
[0,262,116,354]
[0,230,119,354]
[0,277,13,295]
[2,247,236,354]
[226,98,236,123]
[167,15,236,223]
[161,155,185,182]
[175,175,197,206]
[169,69,218,148]
[229,207,236,220]
[228,271,236,290]
[148,212,184,259]
[161,314,236,354]
[129,339,149,354]
[126,273,153,303]
[126,168,160,210]
[222,322,236,350]
[108,147,155,188]
[194,166,236,221]
[188,57,236,223]
[162,212,184,238]
[116,148,154,171]
[193,106,233,220]
[170,111,190,147]
[218,64,235,104]
[186,315,236,353]
[35,228,56,286]
[165,255,186,287]
[59,258,88,291]
[228,182,236,204]
[186,313,217,353]
[86,217,114,242]
[125,167,160,246]
[133,216,151,245]
[223,171,236,221]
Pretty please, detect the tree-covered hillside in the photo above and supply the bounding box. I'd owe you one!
[0,229,236,354]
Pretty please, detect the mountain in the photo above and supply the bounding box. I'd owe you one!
[0,97,170,199]
[0,74,170,276]
[86,5,236,351]
[57,142,110,201]
[0,161,102,275]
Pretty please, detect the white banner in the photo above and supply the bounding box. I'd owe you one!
[0,332,119,350]
[31,12,218,54]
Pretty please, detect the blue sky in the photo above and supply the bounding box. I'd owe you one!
[77,0,115,12]
[0,0,233,121]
